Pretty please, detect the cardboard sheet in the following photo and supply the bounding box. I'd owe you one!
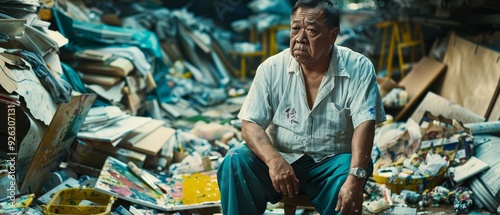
[410,92,485,124]
[394,57,447,121]
[0,59,18,93]
[439,32,500,118]
[121,126,175,156]
[20,94,96,196]
[17,107,47,183]
[489,88,500,121]
[122,119,165,145]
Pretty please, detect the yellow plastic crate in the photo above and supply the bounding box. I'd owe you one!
[43,188,116,215]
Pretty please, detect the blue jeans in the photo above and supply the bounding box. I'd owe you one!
[217,144,373,215]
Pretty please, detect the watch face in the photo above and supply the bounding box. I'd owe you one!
[357,169,367,178]
[351,168,367,178]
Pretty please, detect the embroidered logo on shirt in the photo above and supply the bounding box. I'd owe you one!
[285,107,299,124]
[369,108,376,117]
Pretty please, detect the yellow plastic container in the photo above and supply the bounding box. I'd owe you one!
[372,167,447,195]
[43,188,116,215]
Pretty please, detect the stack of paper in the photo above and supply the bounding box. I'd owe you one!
[81,106,127,131]
[78,109,152,146]
[0,0,40,16]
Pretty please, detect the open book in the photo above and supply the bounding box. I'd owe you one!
[95,156,220,211]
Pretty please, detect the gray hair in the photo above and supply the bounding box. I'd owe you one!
[291,0,340,30]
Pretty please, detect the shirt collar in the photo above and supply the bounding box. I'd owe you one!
[287,45,350,78]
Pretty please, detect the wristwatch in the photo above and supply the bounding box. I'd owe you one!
[349,167,367,179]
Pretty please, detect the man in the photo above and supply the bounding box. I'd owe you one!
[217,0,386,214]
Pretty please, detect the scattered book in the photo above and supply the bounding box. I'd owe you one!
[450,156,489,183]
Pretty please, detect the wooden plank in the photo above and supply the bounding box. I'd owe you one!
[394,57,447,121]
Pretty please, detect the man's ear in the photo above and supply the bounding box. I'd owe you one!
[331,27,339,44]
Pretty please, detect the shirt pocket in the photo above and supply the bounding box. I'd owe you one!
[326,102,351,144]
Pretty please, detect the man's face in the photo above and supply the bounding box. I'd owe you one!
[290,7,338,66]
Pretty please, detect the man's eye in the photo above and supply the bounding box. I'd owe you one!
[291,27,300,31]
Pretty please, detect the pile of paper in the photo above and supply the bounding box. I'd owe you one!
[78,107,152,146]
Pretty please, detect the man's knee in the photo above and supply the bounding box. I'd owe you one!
[218,144,255,172]
[227,144,256,160]
[226,144,254,158]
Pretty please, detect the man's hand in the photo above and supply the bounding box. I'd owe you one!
[335,176,365,215]
[268,156,300,198]
[241,120,300,198]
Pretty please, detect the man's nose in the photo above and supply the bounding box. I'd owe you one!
[295,30,307,44]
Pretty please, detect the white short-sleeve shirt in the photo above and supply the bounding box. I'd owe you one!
[238,45,386,163]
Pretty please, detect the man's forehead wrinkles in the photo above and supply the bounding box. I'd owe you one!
[292,19,318,24]
[292,10,323,25]
[292,17,321,25]
[305,20,319,25]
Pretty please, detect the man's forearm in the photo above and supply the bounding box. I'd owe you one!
[350,120,376,171]
[241,120,283,166]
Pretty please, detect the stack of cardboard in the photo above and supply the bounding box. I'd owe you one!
[73,105,174,169]
[63,48,151,115]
